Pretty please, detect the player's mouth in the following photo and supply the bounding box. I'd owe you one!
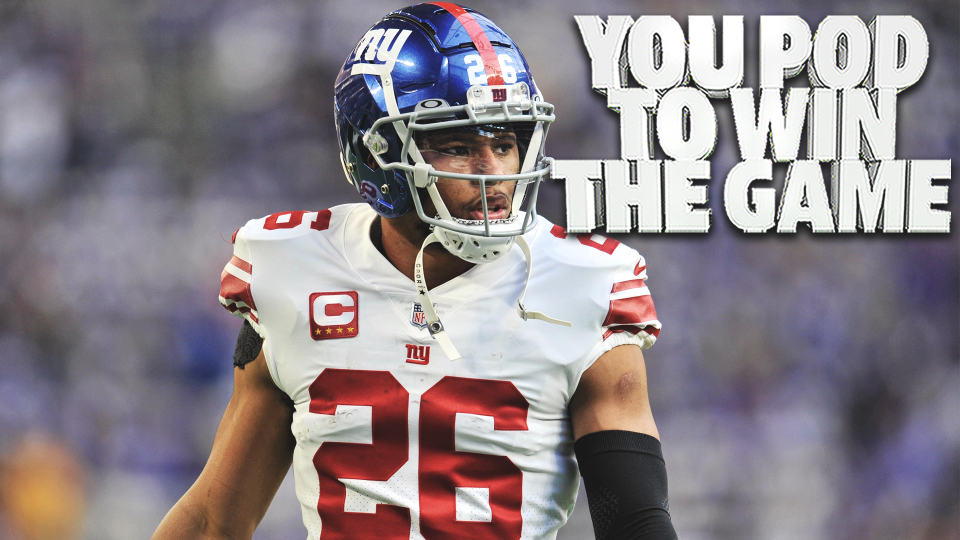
[467,195,510,221]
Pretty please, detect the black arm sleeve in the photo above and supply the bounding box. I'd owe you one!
[232,320,263,369]
[575,430,678,540]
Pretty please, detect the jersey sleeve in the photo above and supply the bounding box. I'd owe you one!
[218,224,263,335]
[600,253,661,350]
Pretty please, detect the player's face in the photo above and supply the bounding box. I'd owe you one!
[417,127,520,221]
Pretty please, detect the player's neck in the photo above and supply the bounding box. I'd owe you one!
[374,215,475,287]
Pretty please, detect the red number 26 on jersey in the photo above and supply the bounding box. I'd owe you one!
[309,369,529,539]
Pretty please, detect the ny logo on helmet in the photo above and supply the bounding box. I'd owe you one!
[353,28,413,63]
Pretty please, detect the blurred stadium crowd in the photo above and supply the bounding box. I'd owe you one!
[0,0,955,539]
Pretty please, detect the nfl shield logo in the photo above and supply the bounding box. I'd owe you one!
[410,303,427,329]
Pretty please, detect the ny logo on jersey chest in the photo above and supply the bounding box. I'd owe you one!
[405,344,430,365]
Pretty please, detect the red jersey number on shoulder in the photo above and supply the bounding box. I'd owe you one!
[550,225,620,255]
[262,209,332,231]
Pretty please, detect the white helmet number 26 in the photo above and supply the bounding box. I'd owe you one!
[464,54,518,85]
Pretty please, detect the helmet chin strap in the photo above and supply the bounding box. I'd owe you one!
[514,236,572,327]
[414,232,461,360]
[414,231,571,362]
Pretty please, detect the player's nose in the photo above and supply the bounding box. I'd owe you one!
[470,145,507,178]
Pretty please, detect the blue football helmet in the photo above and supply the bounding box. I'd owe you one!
[334,3,555,263]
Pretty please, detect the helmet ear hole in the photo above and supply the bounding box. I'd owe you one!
[363,149,379,171]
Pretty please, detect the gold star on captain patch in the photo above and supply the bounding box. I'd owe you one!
[347,327,354,333]
[326,328,332,334]
[315,328,321,335]
[337,327,343,333]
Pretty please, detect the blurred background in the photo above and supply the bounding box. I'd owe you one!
[0,0,955,539]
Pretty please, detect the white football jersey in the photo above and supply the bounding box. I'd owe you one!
[218,203,661,540]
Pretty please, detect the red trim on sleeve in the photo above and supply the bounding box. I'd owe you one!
[220,271,258,313]
[603,295,657,327]
[634,263,646,276]
[427,2,505,85]
[228,255,252,274]
[602,325,660,341]
[231,229,239,244]
[611,279,646,293]
[224,303,260,323]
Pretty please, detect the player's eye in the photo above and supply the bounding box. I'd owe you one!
[438,145,471,157]
[494,141,516,154]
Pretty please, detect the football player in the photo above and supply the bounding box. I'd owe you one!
[152,4,677,540]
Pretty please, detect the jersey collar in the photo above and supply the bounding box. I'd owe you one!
[340,204,531,298]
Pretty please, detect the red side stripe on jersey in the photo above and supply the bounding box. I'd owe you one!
[427,2,505,85]
[311,209,332,231]
[229,255,252,274]
[550,225,567,239]
[220,271,258,312]
[634,263,646,276]
[231,229,239,244]
[611,279,646,293]
[603,295,657,327]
